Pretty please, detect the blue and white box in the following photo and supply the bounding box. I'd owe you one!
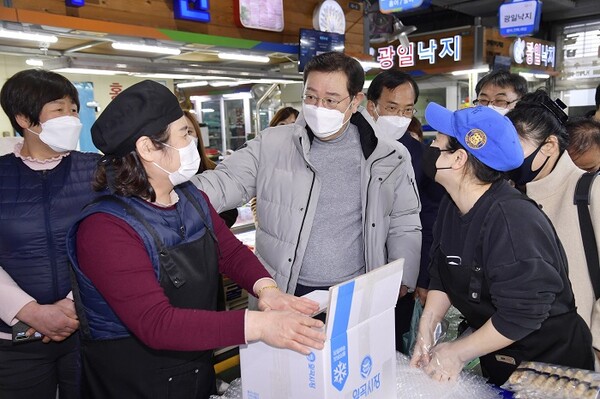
[240,259,404,399]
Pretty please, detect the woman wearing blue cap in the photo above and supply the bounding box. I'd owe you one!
[409,103,594,385]
[66,80,325,398]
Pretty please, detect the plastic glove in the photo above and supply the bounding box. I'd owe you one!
[424,341,465,382]
[409,311,449,367]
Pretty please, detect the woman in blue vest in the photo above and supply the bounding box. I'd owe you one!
[0,69,100,398]
[67,80,325,398]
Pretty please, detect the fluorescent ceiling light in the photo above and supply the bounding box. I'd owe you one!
[112,42,181,56]
[176,81,209,88]
[209,80,249,87]
[26,58,44,67]
[223,92,252,99]
[359,61,381,70]
[218,52,270,63]
[134,73,208,80]
[54,68,125,76]
[519,72,550,80]
[201,108,215,113]
[0,29,58,43]
[451,67,489,76]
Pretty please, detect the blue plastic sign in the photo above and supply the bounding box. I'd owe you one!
[499,0,542,37]
[380,0,431,14]
[66,0,84,6]
[174,0,210,23]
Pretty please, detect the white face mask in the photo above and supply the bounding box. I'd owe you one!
[302,101,352,140]
[153,139,201,186]
[191,136,199,147]
[27,115,82,153]
[373,108,411,142]
[488,104,510,116]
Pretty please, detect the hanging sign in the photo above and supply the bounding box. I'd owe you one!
[235,0,284,32]
[379,0,431,14]
[377,35,461,69]
[499,0,542,37]
[174,0,210,23]
[512,37,555,67]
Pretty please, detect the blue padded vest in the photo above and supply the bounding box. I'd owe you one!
[67,183,214,340]
[0,151,100,334]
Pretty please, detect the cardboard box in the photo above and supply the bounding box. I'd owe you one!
[240,259,404,399]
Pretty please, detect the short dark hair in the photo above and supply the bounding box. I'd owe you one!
[303,52,364,97]
[93,127,171,202]
[447,136,504,183]
[366,69,419,103]
[595,83,600,109]
[566,117,600,159]
[269,107,299,127]
[507,89,569,152]
[475,70,528,98]
[0,69,80,136]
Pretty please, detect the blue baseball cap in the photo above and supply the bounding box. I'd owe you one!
[425,103,524,172]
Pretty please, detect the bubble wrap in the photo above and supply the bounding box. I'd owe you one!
[396,352,504,398]
[210,353,504,399]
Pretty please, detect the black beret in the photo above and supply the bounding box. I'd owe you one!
[92,80,183,157]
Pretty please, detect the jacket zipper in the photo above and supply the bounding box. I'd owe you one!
[41,170,59,300]
[363,150,396,269]
[285,155,316,294]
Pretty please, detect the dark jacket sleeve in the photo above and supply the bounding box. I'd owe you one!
[485,200,565,341]
[399,135,445,289]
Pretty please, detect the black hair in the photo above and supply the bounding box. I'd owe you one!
[566,117,600,159]
[475,70,528,98]
[506,89,569,151]
[0,69,80,136]
[93,127,171,202]
[447,136,504,183]
[303,52,365,97]
[595,83,600,109]
[366,69,419,103]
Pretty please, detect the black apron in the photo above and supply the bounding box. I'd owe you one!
[78,190,220,399]
[436,243,594,386]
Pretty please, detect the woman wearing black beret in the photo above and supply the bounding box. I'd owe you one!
[66,80,325,398]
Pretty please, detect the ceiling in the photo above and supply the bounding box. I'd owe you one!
[367,0,600,39]
[0,1,599,88]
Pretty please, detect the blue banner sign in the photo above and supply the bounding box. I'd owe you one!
[174,0,210,23]
[66,0,85,6]
[499,0,542,37]
[379,0,431,14]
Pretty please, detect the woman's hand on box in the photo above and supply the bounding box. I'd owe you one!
[246,310,326,355]
[258,288,320,316]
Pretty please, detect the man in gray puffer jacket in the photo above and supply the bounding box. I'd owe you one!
[191,52,421,300]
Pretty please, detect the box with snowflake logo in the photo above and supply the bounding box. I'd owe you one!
[240,259,403,399]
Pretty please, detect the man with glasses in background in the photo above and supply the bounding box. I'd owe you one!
[192,51,421,304]
[366,70,445,353]
[474,70,528,115]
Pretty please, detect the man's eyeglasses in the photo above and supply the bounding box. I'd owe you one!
[302,94,351,110]
[473,98,519,109]
[376,103,417,117]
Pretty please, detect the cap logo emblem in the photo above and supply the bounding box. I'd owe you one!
[465,128,487,149]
